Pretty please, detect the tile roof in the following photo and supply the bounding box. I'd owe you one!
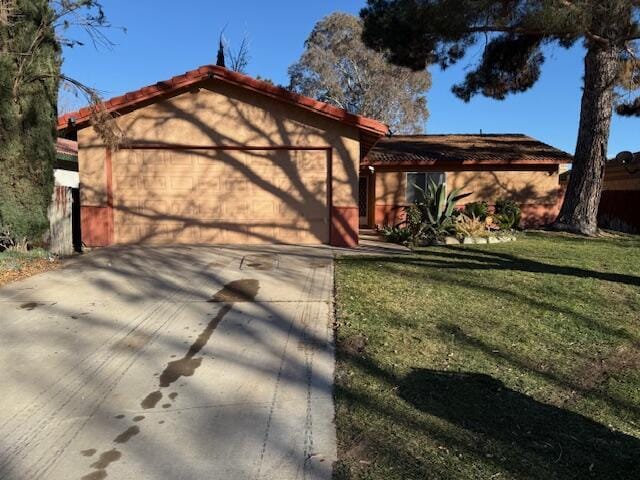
[362,134,573,166]
[55,137,78,157]
[57,65,389,137]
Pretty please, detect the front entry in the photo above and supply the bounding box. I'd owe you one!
[359,174,369,227]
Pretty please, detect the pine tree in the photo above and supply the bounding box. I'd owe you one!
[361,0,640,235]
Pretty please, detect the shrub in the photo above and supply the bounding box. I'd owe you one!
[0,226,28,253]
[0,0,58,245]
[463,201,489,220]
[495,199,522,230]
[404,203,423,239]
[380,225,412,244]
[455,214,488,239]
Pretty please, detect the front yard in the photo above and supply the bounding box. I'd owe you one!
[334,232,640,480]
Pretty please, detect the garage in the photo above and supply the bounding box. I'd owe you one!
[58,65,388,247]
[111,148,329,245]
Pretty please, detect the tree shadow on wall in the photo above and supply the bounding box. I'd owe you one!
[399,368,640,479]
[81,80,363,246]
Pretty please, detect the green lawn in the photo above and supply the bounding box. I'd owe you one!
[334,232,640,480]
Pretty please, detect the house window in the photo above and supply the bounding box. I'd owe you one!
[405,172,446,203]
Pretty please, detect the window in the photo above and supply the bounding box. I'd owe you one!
[405,172,446,203]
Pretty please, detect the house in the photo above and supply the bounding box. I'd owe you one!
[360,134,573,229]
[54,138,79,189]
[57,65,388,248]
[561,154,640,233]
[58,65,572,248]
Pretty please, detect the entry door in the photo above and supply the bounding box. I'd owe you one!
[359,175,369,226]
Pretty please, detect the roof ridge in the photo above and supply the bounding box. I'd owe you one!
[388,133,529,138]
[57,64,388,136]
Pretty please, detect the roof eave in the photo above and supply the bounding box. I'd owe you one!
[362,158,573,167]
[57,66,389,137]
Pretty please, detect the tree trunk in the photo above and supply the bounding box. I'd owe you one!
[553,44,619,235]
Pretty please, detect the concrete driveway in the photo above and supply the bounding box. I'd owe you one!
[0,245,336,480]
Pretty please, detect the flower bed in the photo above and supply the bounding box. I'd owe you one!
[380,181,523,247]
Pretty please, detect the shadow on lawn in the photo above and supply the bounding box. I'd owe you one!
[412,246,640,287]
[399,369,640,479]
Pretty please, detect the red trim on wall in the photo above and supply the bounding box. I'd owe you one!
[374,204,408,228]
[105,148,115,245]
[374,202,562,229]
[368,164,560,172]
[519,203,561,228]
[326,149,334,245]
[331,206,359,248]
[81,206,111,247]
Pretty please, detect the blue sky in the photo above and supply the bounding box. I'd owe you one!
[60,0,637,155]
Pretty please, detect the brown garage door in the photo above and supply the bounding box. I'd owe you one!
[111,148,329,244]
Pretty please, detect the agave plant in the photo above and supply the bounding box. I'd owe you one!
[412,179,472,241]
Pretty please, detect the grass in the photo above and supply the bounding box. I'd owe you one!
[334,232,640,480]
[0,248,57,287]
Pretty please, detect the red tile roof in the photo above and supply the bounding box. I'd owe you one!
[57,65,389,136]
[363,134,573,166]
[55,137,78,156]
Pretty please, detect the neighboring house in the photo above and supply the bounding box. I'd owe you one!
[360,134,573,229]
[57,65,388,248]
[54,138,79,189]
[561,155,640,233]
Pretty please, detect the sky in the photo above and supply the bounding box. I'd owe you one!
[60,0,638,156]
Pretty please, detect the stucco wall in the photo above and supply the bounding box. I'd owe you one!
[77,80,361,246]
[373,167,562,228]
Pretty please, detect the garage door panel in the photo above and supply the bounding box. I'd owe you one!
[141,176,167,190]
[115,175,139,190]
[223,177,250,195]
[170,200,199,217]
[140,150,166,166]
[252,201,278,219]
[112,149,328,245]
[169,176,194,191]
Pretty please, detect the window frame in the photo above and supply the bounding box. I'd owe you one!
[405,172,446,204]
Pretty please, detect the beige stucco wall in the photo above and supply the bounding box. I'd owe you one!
[375,168,561,206]
[78,80,360,209]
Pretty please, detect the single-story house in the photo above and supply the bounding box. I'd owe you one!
[57,65,389,248]
[360,134,572,229]
[561,154,640,233]
[58,65,572,248]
